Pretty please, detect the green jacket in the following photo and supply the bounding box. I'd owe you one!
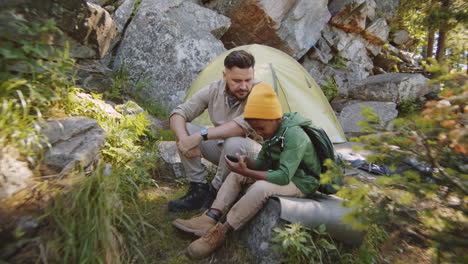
[253,112,320,195]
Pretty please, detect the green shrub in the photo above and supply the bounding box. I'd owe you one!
[321,76,339,101]
[341,72,467,263]
[272,223,352,264]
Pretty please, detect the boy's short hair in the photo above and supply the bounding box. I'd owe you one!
[224,50,255,69]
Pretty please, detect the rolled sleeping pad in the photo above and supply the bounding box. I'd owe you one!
[275,195,365,246]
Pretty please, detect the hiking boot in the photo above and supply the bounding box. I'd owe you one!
[198,184,217,214]
[186,223,228,259]
[168,182,208,212]
[172,211,217,236]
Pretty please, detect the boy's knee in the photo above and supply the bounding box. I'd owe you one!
[248,181,271,196]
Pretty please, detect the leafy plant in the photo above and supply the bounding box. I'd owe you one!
[272,223,352,264]
[341,72,467,263]
[321,76,339,101]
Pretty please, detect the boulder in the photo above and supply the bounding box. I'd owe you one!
[0,0,117,59]
[74,60,114,92]
[86,0,114,6]
[308,38,333,64]
[211,0,331,59]
[392,29,410,46]
[303,57,364,97]
[374,0,400,20]
[0,146,34,200]
[41,116,106,176]
[363,17,389,45]
[157,141,216,179]
[329,0,369,34]
[338,100,398,136]
[112,0,230,111]
[75,93,123,118]
[350,73,435,104]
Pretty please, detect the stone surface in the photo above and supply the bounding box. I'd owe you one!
[329,0,367,34]
[392,29,410,45]
[364,17,389,44]
[74,60,114,91]
[338,100,398,135]
[87,0,114,6]
[0,0,117,59]
[374,0,399,20]
[238,198,284,264]
[112,0,230,111]
[157,141,215,179]
[0,146,34,200]
[214,0,331,59]
[113,0,138,34]
[350,73,435,104]
[41,117,106,175]
[75,92,123,118]
[309,38,333,64]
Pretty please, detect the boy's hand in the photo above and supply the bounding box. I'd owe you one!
[225,153,248,175]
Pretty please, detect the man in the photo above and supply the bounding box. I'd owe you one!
[168,50,262,212]
[172,82,321,259]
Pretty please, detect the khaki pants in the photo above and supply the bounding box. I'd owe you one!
[211,172,306,230]
[181,123,261,190]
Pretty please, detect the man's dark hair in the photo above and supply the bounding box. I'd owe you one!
[224,50,255,69]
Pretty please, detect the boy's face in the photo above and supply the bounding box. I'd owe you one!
[247,119,281,140]
[223,66,254,101]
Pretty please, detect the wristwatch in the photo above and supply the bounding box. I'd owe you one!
[200,128,208,141]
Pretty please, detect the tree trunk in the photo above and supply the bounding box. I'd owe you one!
[435,0,450,64]
[426,28,435,58]
[436,28,448,63]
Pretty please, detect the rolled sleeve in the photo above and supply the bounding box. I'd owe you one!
[170,86,210,122]
[233,114,254,136]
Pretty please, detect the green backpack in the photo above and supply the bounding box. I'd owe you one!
[279,125,343,194]
[301,125,343,195]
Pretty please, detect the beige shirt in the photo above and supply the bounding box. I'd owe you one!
[171,78,261,137]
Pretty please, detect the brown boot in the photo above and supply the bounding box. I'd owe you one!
[172,212,217,236]
[186,223,228,259]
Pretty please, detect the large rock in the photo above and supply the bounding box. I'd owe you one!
[211,0,331,59]
[41,116,106,176]
[157,141,216,179]
[112,0,230,111]
[350,73,435,104]
[363,17,389,45]
[374,0,399,20]
[338,100,398,136]
[329,0,371,34]
[74,60,114,92]
[0,146,34,200]
[0,0,117,59]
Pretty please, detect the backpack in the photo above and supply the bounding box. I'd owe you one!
[279,125,343,194]
[301,126,343,195]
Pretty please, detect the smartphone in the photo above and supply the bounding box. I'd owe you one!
[226,154,239,162]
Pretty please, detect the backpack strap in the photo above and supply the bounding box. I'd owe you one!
[278,126,289,151]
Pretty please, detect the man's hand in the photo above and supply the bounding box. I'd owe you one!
[177,133,203,155]
[183,146,202,158]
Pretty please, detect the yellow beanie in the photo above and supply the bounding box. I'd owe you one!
[244,83,283,119]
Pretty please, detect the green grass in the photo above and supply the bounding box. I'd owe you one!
[135,181,256,264]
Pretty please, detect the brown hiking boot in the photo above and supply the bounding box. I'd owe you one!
[186,223,228,259]
[172,212,217,236]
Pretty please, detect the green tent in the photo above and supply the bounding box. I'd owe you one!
[186,44,346,143]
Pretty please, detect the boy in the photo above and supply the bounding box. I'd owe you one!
[172,82,321,259]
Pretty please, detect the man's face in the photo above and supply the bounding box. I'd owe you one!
[247,119,281,140]
[223,66,254,100]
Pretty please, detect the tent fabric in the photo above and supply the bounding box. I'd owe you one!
[185,44,346,143]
